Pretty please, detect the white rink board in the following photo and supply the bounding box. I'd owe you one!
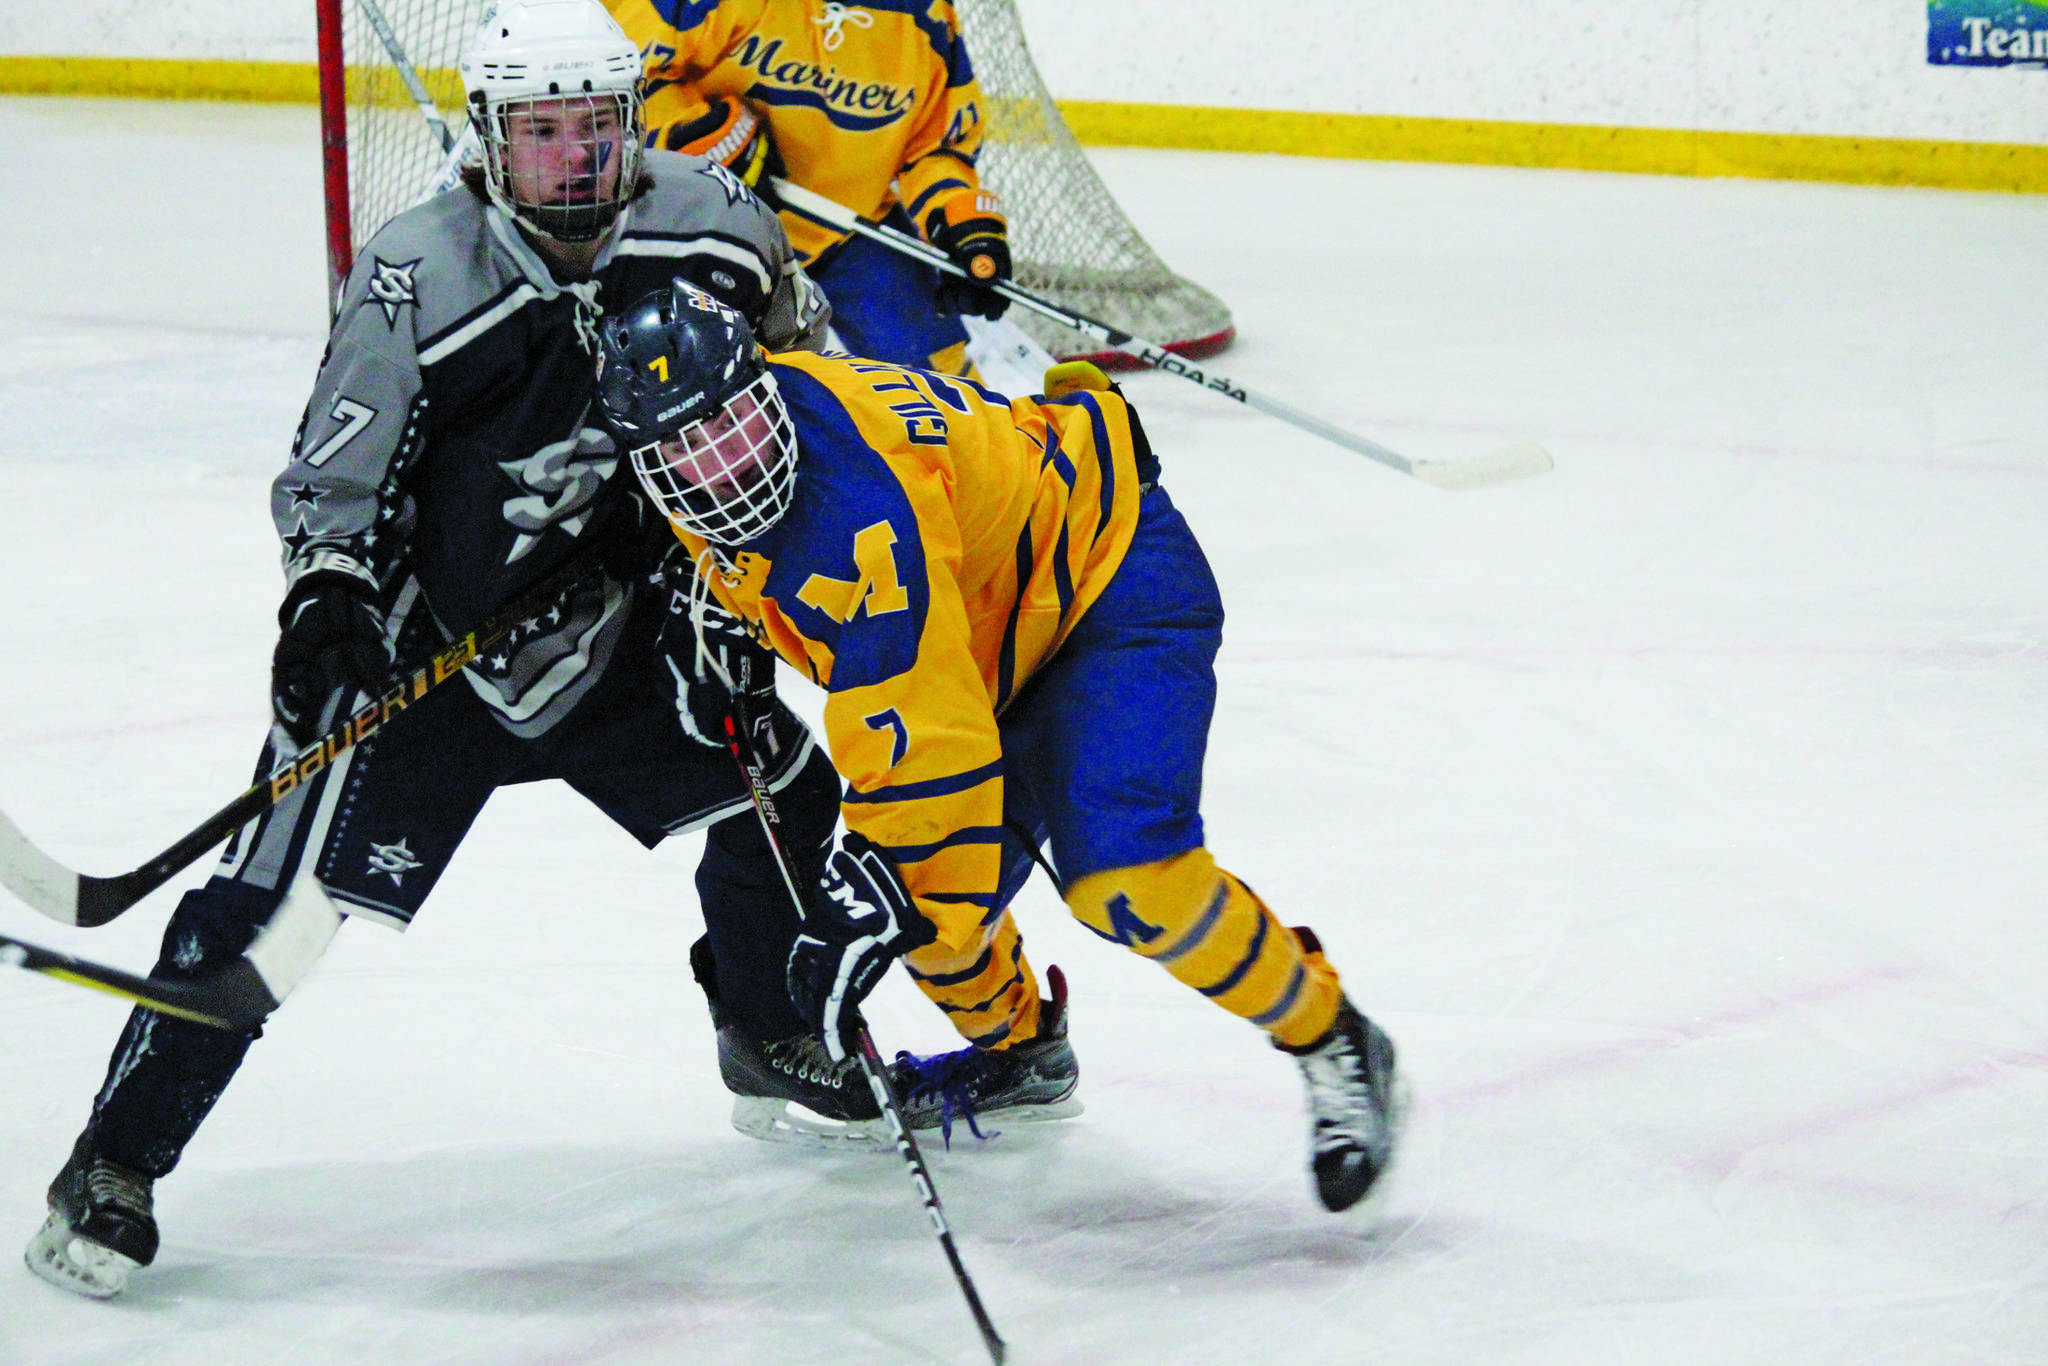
[5,0,2048,144]
[1,96,2046,1365]
[1019,0,2048,144]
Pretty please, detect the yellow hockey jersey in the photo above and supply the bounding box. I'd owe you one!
[608,0,996,264]
[671,351,1144,952]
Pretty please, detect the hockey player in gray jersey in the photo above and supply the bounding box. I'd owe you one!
[26,0,881,1302]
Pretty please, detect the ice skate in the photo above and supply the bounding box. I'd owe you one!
[889,965,1082,1144]
[691,936,889,1148]
[24,1136,158,1299]
[1283,1000,1405,1212]
[718,1025,892,1148]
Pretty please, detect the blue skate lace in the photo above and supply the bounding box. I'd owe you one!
[891,1047,997,1148]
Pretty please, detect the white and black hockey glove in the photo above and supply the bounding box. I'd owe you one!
[788,832,937,1062]
[654,553,780,751]
[270,565,389,748]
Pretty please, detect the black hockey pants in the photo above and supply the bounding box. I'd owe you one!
[78,603,838,1178]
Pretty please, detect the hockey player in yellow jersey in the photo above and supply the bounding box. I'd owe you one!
[595,282,1406,1212]
[605,0,1012,379]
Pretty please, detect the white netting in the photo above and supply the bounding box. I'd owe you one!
[336,0,488,254]
[954,0,1233,359]
[331,0,1232,357]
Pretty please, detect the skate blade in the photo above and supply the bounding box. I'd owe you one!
[24,1215,137,1299]
[730,1096,892,1150]
[906,1094,1085,1133]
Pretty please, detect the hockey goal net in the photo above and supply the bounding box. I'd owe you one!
[317,0,1234,360]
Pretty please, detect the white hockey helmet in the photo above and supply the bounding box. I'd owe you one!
[459,0,645,243]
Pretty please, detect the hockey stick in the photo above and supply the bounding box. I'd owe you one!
[0,865,341,1032]
[715,705,1007,1366]
[0,553,599,929]
[355,0,457,155]
[0,931,260,1030]
[769,176,1552,491]
[354,0,483,207]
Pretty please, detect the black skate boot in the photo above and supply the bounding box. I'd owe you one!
[888,965,1082,1145]
[1280,999,1405,1212]
[691,935,886,1147]
[717,1027,889,1147]
[25,1134,159,1298]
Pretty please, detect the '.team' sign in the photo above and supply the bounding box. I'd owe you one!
[1928,0,2048,66]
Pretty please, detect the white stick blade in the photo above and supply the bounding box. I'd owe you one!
[1412,440,1555,491]
[242,867,344,1004]
[0,808,79,924]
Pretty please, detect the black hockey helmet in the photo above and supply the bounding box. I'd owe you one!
[597,282,798,544]
[597,281,761,441]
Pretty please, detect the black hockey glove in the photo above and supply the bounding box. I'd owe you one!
[653,551,781,750]
[270,567,389,748]
[583,476,672,585]
[788,831,938,1062]
[925,204,1012,320]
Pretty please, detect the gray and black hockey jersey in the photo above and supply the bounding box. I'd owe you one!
[271,152,828,739]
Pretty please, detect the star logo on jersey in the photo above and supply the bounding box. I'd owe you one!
[283,481,323,510]
[170,932,206,970]
[496,425,619,563]
[698,160,751,207]
[366,837,423,888]
[280,515,318,560]
[367,256,421,329]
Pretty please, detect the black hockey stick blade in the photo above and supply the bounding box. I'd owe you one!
[0,932,274,1031]
[0,553,598,928]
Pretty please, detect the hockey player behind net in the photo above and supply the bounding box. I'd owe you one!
[596,284,1407,1211]
[24,0,898,1303]
[605,0,1043,389]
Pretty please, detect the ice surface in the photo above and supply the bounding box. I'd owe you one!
[0,96,2044,1365]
